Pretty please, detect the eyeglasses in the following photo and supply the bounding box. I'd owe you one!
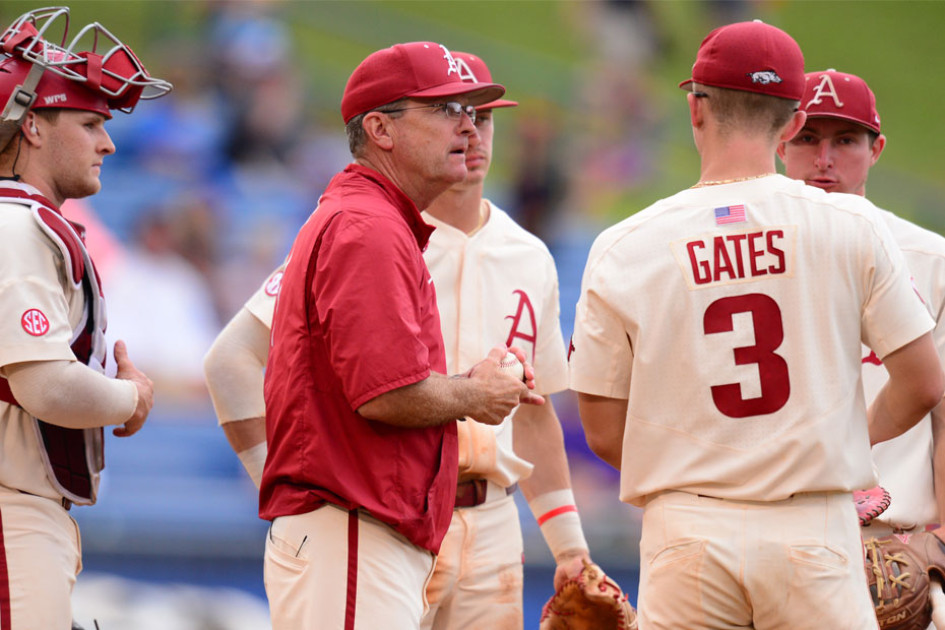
[379,101,477,124]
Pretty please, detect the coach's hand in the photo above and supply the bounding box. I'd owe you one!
[465,346,544,426]
[504,345,544,408]
[113,340,153,437]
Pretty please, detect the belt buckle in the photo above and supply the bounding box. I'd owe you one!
[454,480,517,508]
[472,479,487,505]
[455,479,489,508]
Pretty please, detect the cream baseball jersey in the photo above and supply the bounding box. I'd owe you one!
[0,194,92,500]
[570,174,934,506]
[864,209,945,529]
[423,202,569,488]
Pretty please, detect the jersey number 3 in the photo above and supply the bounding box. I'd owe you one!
[704,293,790,418]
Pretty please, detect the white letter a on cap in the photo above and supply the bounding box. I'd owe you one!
[807,74,844,109]
[455,58,478,84]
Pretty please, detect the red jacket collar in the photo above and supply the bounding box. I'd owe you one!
[343,164,436,249]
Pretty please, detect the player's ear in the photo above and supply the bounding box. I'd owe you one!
[870,133,887,166]
[21,111,41,146]
[687,92,704,129]
[775,141,787,162]
[779,109,807,144]
[361,111,395,151]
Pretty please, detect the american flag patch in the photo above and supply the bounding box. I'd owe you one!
[715,204,746,225]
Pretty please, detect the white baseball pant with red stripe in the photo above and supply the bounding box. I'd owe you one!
[0,485,81,629]
[265,503,436,630]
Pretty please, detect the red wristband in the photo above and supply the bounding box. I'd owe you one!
[536,504,578,526]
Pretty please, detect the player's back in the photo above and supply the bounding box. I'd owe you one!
[573,174,929,505]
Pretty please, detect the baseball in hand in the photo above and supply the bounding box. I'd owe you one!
[499,352,525,382]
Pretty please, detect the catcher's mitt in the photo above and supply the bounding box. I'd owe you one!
[864,531,945,630]
[539,560,637,630]
[854,485,891,526]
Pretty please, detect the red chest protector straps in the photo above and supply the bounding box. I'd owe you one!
[0,187,108,506]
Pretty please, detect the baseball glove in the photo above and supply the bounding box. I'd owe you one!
[854,485,891,526]
[864,531,945,630]
[539,559,637,630]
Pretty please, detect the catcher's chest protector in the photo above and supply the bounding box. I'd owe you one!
[0,187,107,505]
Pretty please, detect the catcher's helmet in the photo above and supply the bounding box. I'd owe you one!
[0,54,112,118]
[0,6,171,147]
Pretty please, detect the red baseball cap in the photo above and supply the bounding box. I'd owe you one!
[341,42,505,123]
[801,69,881,133]
[451,51,518,110]
[679,20,805,100]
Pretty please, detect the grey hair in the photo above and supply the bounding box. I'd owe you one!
[344,98,408,158]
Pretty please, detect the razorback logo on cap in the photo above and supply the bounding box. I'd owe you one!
[21,308,50,336]
[748,71,782,86]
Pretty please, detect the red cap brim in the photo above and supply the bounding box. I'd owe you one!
[409,82,505,107]
[476,98,518,111]
[805,111,881,134]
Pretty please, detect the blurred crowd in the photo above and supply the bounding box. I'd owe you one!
[63,3,353,401]
[55,1,687,408]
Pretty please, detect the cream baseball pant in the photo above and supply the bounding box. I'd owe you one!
[0,484,82,630]
[421,494,524,630]
[639,490,878,630]
[264,503,436,630]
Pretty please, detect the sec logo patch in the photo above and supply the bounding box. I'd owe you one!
[21,309,50,336]
[264,271,284,297]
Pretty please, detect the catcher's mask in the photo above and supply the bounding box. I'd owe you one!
[0,6,172,148]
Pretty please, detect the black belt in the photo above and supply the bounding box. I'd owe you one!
[454,479,517,508]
